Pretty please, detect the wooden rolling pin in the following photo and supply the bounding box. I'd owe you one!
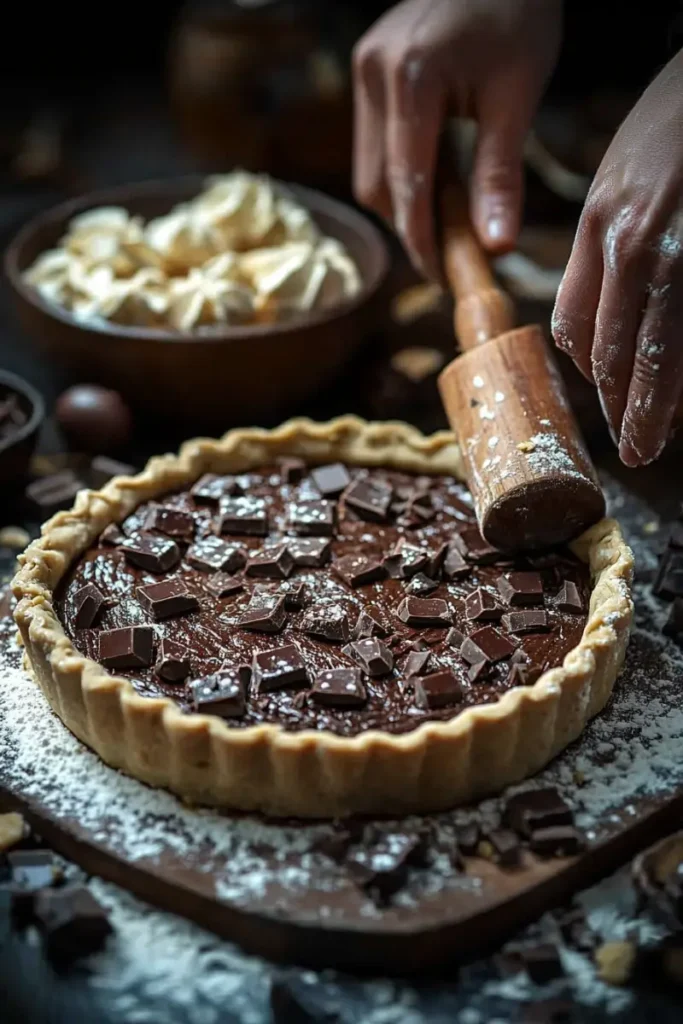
[437,182,605,551]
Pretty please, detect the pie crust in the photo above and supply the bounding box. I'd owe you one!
[12,416,634,817]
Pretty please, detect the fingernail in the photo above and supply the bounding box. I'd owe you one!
[596,388,619,447]
[487,216,506,243]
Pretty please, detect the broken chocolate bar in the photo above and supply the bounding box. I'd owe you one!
[98,626,154,669]
[310,667,367,708]
[252,644,308,692]
[137,579,199,621]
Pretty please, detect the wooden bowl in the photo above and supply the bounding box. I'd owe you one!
[5,177,389,429]
[0,369,44,486]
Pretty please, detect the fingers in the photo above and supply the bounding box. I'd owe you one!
[551,209,604,383]
[352,38,392,223]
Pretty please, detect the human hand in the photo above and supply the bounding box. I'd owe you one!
[352,0,562,278]
[552,51,683,467]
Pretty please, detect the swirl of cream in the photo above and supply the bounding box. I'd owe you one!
[239,240,361,315]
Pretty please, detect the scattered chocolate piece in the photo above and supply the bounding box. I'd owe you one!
[33,885,113,965]
[455,822,480,856]
[396,596,451,627]
[100,523,125,546]
[237,593,287,633]
[663,598,683,641]
[468,660,491,684]
[522,944,565,984]
[288,499,336,537]
[555,580,583,613]
[204,573,244,599]
[405,572,438,596]
[311,667,367,708]
[253,644,308,692]
[414,670,462,709]
[310,462,351,497]
[353,607,389,639]
[190,473,241,505]
[219,496,269,536]
[497,571,544,606]
[89,455,135,488]
[343,638,394,677]
[146,504,195,540]
[347,832,424,903]
[453,526,501,564]
[98,626,154,669]
[300,603,350,643]
[186,536,246,574]
[442,545,471,580]
[278,457,306,484]
[55,383,132,453]
[189,665,249,717]
[461,626,516,664]
[465,587,503,621]
[281,580,307,610]
[121,534,180,573]
[510,647,530,665]
[654,550,683,600]
[425,541,449,579]
[530,825,584,857]
[506,663,535,687]
[155,638,192,683]
[504,788,573,837]
[344,477,393,522]
[555,905,594,952]
[137,579,199,621]
[503,609,550,634]
[286,536,331,567]
[8,850,58,890]
[446,627,465,649]
[383,539,429,579]
[488,828,521,867]
[333,554,386,587]
[246,543,294,580]
[26,469,85,518]
[404,649,432,677]
[314,827,355,862]
[73,583,106,629]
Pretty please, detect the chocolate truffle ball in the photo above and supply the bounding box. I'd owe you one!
[55,385,133,453]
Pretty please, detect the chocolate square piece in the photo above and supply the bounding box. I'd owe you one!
[654,550,683,600]
[310,463,351,497]
[503,609,550,634]
[353,608,388,639]
[383,539,429,579]
[137,579,199,621]
[504,788,573,837]
[556,580,583,613]
[237,593,287,633]
[465,587,503,621]
[414,669,462,709]
[344,477,393,522]
[425,541,448,579]
[188,665,249,716]
[253,644,308,692]
[529,825,584,857]
[204,572,244,599]
[280,580,308,610]
[146,504,195,540]
[468,660,490,683]
[405,573,438,596]
[443,545,471,580]
[347,832,424,903]
[506,663,534,687]
[98,626,154,669]
[663,598,683,640]
[219,496,269,536]
[488,828,521,866]
[89,455,135,488]
[396,597,451,627]
[186,536,246,574]
[456,822,480,856]
[300,602,350,643]
[121,534,180,573]
[73,583,106,629]
[286,537,332,567]
[155,638,192,683]
[8,850,58,890]
[404,649,432,677]
[26,470,85,517]
[311,667,367,708]
[461,626,516,664]
[287,500,336,537]
[333,554,386,587]
[100,523,126,546]
[246,544,294,580]
[446,627,465,649]
[453,526,501,564]
[278,457,306,484]
[497,571,543,606]
[343,638,394,676]
[33,886,112,965]
[191,473,241,505]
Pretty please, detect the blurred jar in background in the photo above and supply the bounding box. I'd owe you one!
[168,0,363,196]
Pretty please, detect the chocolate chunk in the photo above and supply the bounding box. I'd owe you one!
[455,822,481,856]
[347,832,424,903]
[654,550,683,600]
[204,572,244,599]
[488,829,521,866]
[155,638,192,683]
[397,502,435,528]
[353,607,389,639]
[8,850,58,890]
[333,554,386,587]
[188,665,249,716]
[26,470,85,517]
[246,543,294,580]
[504,788,573,837]
[396,597,451,627]
[311,667,367,708]
[190,473,241,505]
[497,571,544,606]
[414,670,462,709]
[446,627,465,649]
[137,579,199,621]
[461,626,516,664]
[146,504,195,540]
[281,580,307,610]
[237,593,287,633]
[219,496,269,536]
[121,534,180,573]
[343,638,394,676]
[98,626,154,669]
[521,944,565,984]
[511,647,530,665]
[278,456,306,484]
[288,500,336,537]
[33,885,112,965]
[301,602,350,643]
[404,649,432,677]
[465,587,503,621]
[186,536,246,574]
[503,609,550,634]
[383,539,429,579]
[530,825,584,857]
[89,455,135,488]
[453,526,501,564]
[310,462,351,497]
[314,827,355,862]
[468,660,491,683]
[663,598,683,640]
[286,536,331,567]
[253,644,308,692]
[425,541,449,579]
[344,477,393,521]
[73,583,106,629]
[443,545,471,580]
[405,572,438,596]
[506,663,535,687]
[100,523,125,546]
[555,580,583,613]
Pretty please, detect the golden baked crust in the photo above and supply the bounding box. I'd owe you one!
[12,416,634,817]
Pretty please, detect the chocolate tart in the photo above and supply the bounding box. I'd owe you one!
[12,417,633,817]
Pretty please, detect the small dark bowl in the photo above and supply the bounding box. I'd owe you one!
[6,177,389,430]
[0,369,44,486]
